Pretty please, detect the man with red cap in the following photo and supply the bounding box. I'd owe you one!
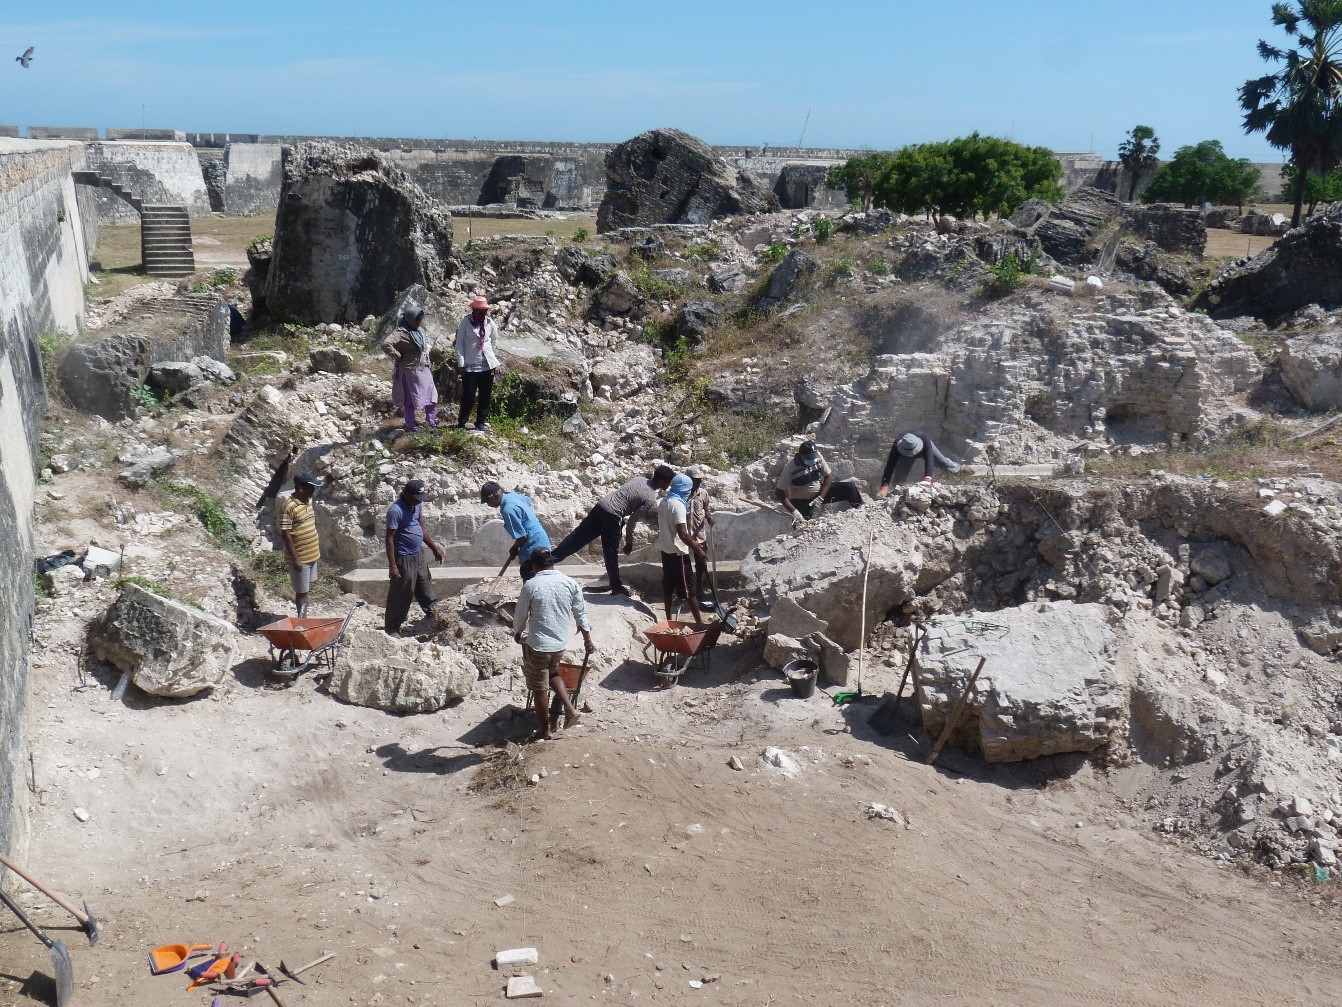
[455,295,501,431]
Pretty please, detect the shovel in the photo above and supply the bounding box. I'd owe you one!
[705,529,737,633]
[0,886,74,1007]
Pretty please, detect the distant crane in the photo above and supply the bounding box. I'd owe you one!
[15,46,33,68]
[797,108,811,148]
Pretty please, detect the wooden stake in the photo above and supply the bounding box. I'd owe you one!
[893,623,924,713]
[856,525,875,695]
[927,656,987,766]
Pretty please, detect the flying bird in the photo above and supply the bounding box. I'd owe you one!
[15,46,33,68]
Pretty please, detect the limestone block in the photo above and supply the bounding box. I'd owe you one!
[327,629,477,713]
[915,601,1124,763]
[1189,547,1232,585]
[767,595,829,640]
[597,128,778,232]
[1281,331,1342,412]
[89,583,237,698]
[763,633,809,671]
[147,360,203,394]
[309,346,355,374]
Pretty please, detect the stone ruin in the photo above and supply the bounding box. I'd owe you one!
[57,293,231,420]
[262,143,455,324]
[597,128,779,232]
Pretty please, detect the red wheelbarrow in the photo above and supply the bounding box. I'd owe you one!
[258,601,363,678]
[643,619,722,686]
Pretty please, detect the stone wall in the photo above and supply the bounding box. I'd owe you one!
[0,138,89,860]
[85,140,212,223]
[222,142,283,216]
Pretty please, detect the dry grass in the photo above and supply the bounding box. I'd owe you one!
[1086,421,1342,483]
[453,212,596,244]
[468,743,531,793]
[1205,227,1276,260]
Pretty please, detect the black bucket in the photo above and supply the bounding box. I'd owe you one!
[783,659,819,699]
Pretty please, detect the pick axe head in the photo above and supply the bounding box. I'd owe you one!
[277,960,306,985]
[82,899,101,946]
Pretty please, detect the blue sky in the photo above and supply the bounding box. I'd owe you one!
[0,1,1295,160]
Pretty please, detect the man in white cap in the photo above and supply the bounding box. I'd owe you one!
[877,429,962,494]
[455,295,501,431]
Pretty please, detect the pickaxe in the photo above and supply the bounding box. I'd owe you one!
[0,852,101,945]
[278,951,336,984]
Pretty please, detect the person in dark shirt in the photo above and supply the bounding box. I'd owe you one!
[551,465,675,594]
[878,429,962,494]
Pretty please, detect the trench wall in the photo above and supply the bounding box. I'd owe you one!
[0,138,89,860]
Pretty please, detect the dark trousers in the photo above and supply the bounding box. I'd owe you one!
[795,481,863,519]
[385,548,434,632]
[458,369,496,428]
[551,505,624,590]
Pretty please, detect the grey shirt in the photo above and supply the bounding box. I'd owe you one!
[597,476,659,521]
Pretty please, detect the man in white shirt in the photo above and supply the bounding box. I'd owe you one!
[657,474,708,625]
[513,549,595,740]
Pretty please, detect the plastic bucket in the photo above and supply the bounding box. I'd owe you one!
[783,659,819,699]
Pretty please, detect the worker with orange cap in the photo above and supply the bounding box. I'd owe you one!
[455,295,501,431]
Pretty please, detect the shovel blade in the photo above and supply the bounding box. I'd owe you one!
[50,938,74,1007]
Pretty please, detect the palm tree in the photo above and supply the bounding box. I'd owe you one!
[1117,125,1161,201]
[1240,0,1342,226]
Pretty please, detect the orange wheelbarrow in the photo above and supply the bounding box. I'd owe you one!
[643,619,722,685]
[258,601,362,678]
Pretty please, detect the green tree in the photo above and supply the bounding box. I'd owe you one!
[1240,0,1342,226]
[1143,140,1261,208]
[1117,125,1161,201]
[872,134,1063,220]
[1280,160,1342,212]
[826,153,895,212]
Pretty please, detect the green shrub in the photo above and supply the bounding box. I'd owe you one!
[37,329,73,382]
[211,267,238,288]
[762,242,787,264]
[869,258,891,276]
[130,382,160,410]
[813,217,834,243]
[663,337,694,380]
[156,480,249,554]
[685,240,722,262]
[572,227,590,243]
[631,264,681,301]
[983,251,1025,295]
[827,254,856,280]
[402,426,487,463]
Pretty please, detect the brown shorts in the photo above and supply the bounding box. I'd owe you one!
[522,644,563,692]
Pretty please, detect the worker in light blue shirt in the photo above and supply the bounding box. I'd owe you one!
[480,480,551,581]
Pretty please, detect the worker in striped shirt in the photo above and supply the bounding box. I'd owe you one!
[279,472,323,617]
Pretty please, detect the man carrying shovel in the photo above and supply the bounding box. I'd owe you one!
[513,549,595,741]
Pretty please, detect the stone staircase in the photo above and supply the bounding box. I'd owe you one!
[139,205,196,279]
[72,170,196,279]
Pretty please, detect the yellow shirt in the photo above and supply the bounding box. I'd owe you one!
[279,496,320,564]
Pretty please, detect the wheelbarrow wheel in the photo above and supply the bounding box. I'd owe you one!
[654,652,692,687]
[272,649,307,679]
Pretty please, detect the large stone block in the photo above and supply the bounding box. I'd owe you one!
[597,128,778,232]
[89,583,238,697]
[327,629,478,713]
[264,144,454,324]
[915,602,1124,763]
[1280,331,1342,412]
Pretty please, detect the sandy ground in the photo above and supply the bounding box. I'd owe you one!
[5,576,1342,1007]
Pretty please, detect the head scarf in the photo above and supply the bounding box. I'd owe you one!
[401,300,427,355]
[666,473,693,505]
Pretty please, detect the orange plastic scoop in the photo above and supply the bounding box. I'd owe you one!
[148,942,215,975]
[186,952,238,990]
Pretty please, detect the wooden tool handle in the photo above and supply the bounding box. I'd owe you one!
[0,853,89,924]
[927,656,987,766]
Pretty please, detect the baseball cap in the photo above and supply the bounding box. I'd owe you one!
[686,465,705,479]
[402,478,428,501]
[479,480,503,503]
[798,440,818,462]
[294,472,323,488]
